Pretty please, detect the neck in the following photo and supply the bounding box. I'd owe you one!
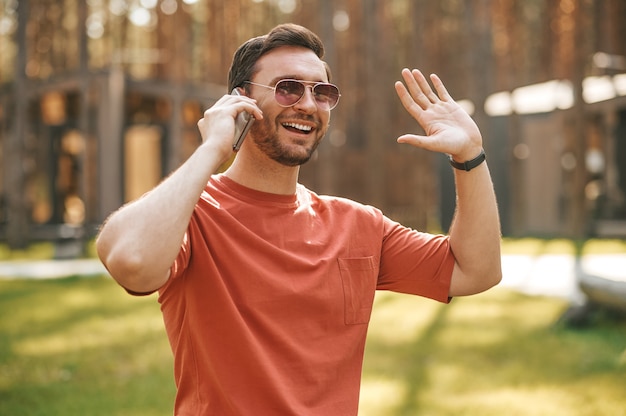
[224,150,300,195]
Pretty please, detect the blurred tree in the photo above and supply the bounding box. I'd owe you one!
[2,0,626,246]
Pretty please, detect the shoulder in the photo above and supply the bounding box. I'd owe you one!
[298,185,383,221]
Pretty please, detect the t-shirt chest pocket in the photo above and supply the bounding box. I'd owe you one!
[337,257,378,325]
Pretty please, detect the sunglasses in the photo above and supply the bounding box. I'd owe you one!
[244,79,341,110]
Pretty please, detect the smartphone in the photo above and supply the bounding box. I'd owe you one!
[231,88,255,151]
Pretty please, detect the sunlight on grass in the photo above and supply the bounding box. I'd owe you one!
[582,238,626,255]
[358,377,406,416]
[500,237,626,256]
[360,287,626,416]
[446,387,585,416]
[1,274,625,415]
[0,242,55,260]
[1,237,622,261]
[0,239,99,260]
[366,291,442,344]
[15,308,165,357]
[439,376,626,416]
[0,276,174,416]
[501,237,577,255]
[48,302,159,356]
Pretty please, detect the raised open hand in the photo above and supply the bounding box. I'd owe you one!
[394,68,483,161]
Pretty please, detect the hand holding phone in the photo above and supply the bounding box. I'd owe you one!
[231,88,255,151]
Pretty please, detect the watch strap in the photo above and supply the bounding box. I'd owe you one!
[449,149,486,171]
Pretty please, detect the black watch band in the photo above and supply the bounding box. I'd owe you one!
[449,149,486,171]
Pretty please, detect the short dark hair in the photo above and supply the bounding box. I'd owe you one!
[227,23,331,92]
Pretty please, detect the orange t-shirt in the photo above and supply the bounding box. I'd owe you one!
[158,174,454,415]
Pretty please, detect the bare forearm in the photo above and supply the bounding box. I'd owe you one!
[97,91,263,292]
[394,69,501,294]
[96,147,224,292]
[448,161,502,294]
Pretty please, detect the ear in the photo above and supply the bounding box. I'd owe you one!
[232,86,247,96]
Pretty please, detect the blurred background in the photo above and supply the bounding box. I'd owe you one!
[1,0,626,251]
[1,2,625,415]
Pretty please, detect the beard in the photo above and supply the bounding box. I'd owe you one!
[251,115,326,167]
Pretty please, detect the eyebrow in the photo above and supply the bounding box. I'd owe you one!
[270,75,297,84]
[268,75,328,86]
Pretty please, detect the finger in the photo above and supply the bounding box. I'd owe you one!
[241,103,263,120]
[411,69,439,103]
[231,96,263,120]
[397,133,451,155]
[394,80,423,118]
[396,134,434,151]
[400,68,432,109]
[217,93,263,121]
[429,73,452,101]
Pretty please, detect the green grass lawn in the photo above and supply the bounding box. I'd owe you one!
[0,274,624,415]
[500,237,626,256]
[0,276,174,416]
[2,237,625,261]
[361,290,626,416]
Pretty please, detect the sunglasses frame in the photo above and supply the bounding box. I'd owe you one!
[244,79,341,110]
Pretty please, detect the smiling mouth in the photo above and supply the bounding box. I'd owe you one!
[282,122,313,134]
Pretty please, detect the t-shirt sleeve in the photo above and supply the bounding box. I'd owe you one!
[159,218,194,296]
[376,216,455,303]
[156,231,192,299]
[170,230,191,280]
[121,232,191,297]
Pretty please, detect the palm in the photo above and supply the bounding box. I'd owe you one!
[395,69,482,159]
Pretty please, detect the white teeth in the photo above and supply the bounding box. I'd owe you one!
[283,122,312,132]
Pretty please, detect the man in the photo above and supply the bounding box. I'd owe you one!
[97,23,501,415]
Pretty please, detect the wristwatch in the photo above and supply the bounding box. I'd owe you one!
[449,149,486,171]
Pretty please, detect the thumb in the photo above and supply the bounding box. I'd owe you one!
[397,134,430,148]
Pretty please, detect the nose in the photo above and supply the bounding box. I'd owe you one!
[293,85,317,113]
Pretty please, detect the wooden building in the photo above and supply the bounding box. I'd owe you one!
[1,1,625,251]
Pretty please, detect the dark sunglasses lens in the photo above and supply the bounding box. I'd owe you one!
[313,84,340,109]
[275,80,305,106]
[274,80,340,109]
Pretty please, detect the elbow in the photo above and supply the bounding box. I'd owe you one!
[479,256,503,292]
[465,267,502,295]
[96,235,166,294]
[450,258,503,297]
[466,267,502,296]
[477,256,503,292]
[484,266,503,290]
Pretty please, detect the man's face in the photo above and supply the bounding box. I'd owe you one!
[246,46,331,166]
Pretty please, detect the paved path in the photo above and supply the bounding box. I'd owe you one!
[500,253,626,305]
[0,259,107,280]
[0,255,624,304]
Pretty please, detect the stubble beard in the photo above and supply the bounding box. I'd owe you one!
[251,116,326,167]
